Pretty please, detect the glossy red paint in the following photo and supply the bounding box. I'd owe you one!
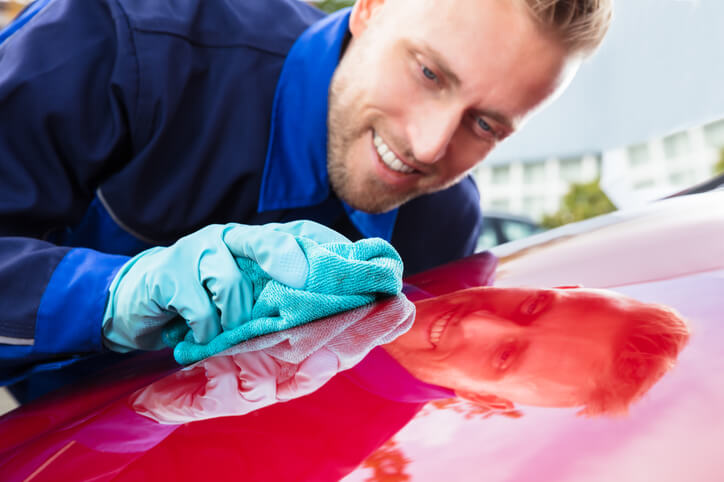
[1,191,722,481]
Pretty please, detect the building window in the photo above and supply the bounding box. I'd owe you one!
[490,199,510,211]
[594,154,603,171]
[522,196,544,217]
[704,119,724,148]
[662,132,691,160]
[490,165,510,184]
[668,170,694,186]
[523,162,545,184]
[633,179,655,190]
[627,143,650,167]
[559,157,582,182]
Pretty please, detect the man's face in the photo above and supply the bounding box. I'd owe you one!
[327,0,579,213]
[384,287,632,407]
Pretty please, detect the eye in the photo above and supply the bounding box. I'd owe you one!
[470,114,499,141]
[421,64,438,82]
[493,340,519,372]
[519,292,552,321]
[477,117,492,132]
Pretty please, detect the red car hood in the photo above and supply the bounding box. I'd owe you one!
[1,191,723,482]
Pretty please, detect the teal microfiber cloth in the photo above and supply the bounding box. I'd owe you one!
[163,236,403,365]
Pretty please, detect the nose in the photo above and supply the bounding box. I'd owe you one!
[406,103,462,165]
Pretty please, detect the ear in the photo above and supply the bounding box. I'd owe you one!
[455,390,515,411]
[349,0,386,37]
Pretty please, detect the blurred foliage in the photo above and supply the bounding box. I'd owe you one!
[425,397,523,420]
[311,0,355,13]
[362,439,411,482]
[714,147,724,175]
[541,178,617,229]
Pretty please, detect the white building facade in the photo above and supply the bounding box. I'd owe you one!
[473,118,724,221]
[473,153,601,222]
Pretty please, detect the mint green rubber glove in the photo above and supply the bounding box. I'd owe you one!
[102,221,351,352]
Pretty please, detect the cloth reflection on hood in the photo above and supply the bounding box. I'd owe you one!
[131,295,414,424]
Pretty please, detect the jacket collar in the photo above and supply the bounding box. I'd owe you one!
[257,8,398,240]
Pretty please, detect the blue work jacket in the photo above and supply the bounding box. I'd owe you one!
[0,0,482,387]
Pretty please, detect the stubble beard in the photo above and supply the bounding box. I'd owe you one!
[326,55,424,215]
[326,42,471,214]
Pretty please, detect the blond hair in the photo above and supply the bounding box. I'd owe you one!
[580,302,690,416]
[519,0,613,55]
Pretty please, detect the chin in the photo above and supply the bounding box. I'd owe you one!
[347,199,399,215]
[332,185,408,214]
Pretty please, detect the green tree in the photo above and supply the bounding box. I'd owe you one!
[362,439,411,482]
[541,178,616,229]
[312,0,355,13]
[714,147,724,175]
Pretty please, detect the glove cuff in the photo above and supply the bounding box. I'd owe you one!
[102,247,164,352]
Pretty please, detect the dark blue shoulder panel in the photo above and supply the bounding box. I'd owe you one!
[99,0,325,243]
[392,176,483,276]
[117,0,324,52]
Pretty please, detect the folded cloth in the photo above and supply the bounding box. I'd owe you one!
[163,236,403,364]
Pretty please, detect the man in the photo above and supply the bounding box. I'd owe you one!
[0,0,612,385]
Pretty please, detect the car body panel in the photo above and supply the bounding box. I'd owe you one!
[1,191,723,481]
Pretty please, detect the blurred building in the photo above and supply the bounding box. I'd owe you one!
[600,119,724,209]
[474,118,724,221]
[473,153,601,222]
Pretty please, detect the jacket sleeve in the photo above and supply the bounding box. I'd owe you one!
[0,0,138,383]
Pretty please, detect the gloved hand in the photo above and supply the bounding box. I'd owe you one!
[102,221,351,352]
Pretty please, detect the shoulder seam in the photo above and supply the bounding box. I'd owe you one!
[96,188,161,245]
[132,27,290,57]
[109,0,142,148]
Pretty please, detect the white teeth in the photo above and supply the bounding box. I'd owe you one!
[429,318,449,346]
[373,132,414,174]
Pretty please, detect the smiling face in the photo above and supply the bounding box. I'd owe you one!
[383,287,636,408]
[327,0,579,213]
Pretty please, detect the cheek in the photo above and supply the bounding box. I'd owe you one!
[372,81,416,120]
[443,130,494,177]
[365,52,423,116]
[449,344,500,383]
[530,339,607,387]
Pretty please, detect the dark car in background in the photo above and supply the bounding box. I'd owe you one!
[476,211,543,251]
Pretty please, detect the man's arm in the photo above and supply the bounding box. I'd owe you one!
[0,0,138,383]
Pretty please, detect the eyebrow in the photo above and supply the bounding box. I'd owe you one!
[476,109,515,134]
[418,41,461,87]
[417,42,515,133]
[510,341,530,376]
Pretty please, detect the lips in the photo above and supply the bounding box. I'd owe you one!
[373,131,416,174]
[428,307,458,347]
